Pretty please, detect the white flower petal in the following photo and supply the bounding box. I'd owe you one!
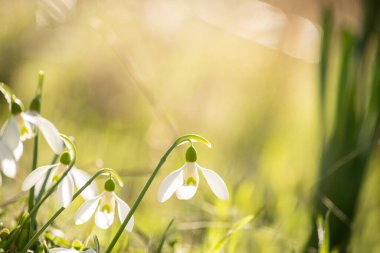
[23,112,64,154]
[113,193,134,232]
[12,140,23,161]
[1,119,21,157]
[75,193,103,225]
[95,192,115,229]
[34,172,53,197]
[34,177,44,197]
[157,165,185,202]
[95,210,115,229]
[22,164,57,191]
[175,185,198,200]
[57,174,75,208]
[198,165,229,200]
[70,167,97,199]
[0,141,17,178]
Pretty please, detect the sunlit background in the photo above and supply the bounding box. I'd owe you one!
[1,0,379,252]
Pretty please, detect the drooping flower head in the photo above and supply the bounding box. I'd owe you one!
[158,144,229,202]
[75,177,134,232]
[0,84,64,183]
[7,98,64,154]
[22,151,97,208]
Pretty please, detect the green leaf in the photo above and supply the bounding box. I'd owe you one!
[93,235,100,253]
[210,215,254,253]
[175,134,212,148]
[317,211,330,253]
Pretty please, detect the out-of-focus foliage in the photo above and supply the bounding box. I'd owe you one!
[0,0,379,252]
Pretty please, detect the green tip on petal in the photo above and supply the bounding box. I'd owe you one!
[186,146,197,162]
[72,240,84,250]
[60,151,72,165]
[11,99,24,115]
[105,178,116,192]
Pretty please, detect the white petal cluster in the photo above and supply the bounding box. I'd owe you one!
[75,190,134,232]
[22,164,97,208]
[0,111,64,184]
[157,162,229,202]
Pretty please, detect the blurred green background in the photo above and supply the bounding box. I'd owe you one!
[1,0,380,252]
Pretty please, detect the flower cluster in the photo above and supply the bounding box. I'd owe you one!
[0,80,229,252]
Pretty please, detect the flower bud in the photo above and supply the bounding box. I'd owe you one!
[186,146,197,162]
[0,228,10,240]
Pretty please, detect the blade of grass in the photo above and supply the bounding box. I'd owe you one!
[157,218,175,253]
[210,215,254,253]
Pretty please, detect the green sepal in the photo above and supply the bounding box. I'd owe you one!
[59,151,72,165]
[72,239,84,250]
[11,99,24,115]
[30,96,41,112]
[105,178,116,192]
[185,146,197,162]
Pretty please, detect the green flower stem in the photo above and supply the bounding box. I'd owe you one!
[20,168,115,252]
[105,143,176,253]
[105,134,207,253]
[28,71,45,223]
[28,133,39,229]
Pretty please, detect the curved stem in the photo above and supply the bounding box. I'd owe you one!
[20,168,114,252]
[105,142,177,253]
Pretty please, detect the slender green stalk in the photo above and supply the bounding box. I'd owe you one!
[20,168,115,252]
[105,143,176,253]
[105,134,210,252]
[28,71,45,227]
[28,133,39,231]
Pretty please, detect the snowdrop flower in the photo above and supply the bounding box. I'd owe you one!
[75,178,134,232]
[22,151,97,208]
[158,145,229,202]
[49,248,96,253]
[2,99,64,157]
